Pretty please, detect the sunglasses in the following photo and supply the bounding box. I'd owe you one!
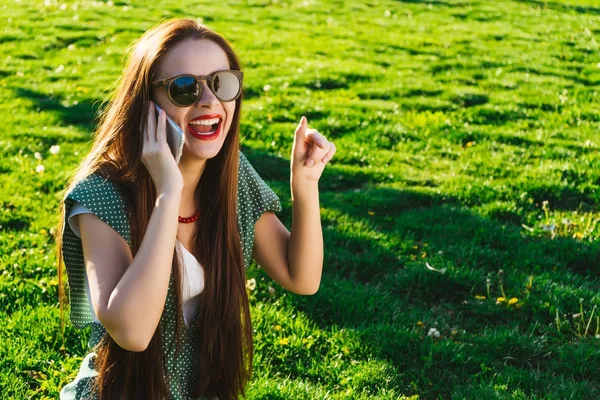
[151,69,244,107]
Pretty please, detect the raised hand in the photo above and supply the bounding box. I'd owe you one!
[290,116,336,182]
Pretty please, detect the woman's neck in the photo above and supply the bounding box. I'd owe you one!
[178,155,206,213]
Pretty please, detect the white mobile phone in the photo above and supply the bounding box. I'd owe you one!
[154,102,185,165]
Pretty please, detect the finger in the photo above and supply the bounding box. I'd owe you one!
[321,142,336,163]
[305,146,328,167]
[306,130,328,149]
[156,108,166,143]
[147,101,156,142]
[294,116,307,143]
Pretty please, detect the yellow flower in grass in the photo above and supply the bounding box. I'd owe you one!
[274,325,282,331]
[475,295,486,300]
[279,338,289,345]
[496,297,506,304]
[508,298,519,305]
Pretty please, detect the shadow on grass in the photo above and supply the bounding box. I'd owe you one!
[13,87,104,133]
[246,148,600,397]
[519,0,600,15]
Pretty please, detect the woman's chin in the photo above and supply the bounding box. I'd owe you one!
[182,139,223,161]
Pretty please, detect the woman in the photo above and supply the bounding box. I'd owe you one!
[54,18,336,400]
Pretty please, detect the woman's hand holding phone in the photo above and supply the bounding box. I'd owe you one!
[142,101,184,195]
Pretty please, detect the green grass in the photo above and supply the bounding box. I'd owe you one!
[1,0,600,398]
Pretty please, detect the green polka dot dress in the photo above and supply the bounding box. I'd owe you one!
[59,150,282,400]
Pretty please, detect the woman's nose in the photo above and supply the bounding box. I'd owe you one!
[195,80,219,107]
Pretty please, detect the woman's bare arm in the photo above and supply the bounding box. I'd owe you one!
[78,190,181,352]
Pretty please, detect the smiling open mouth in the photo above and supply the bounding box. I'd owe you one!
[187,118,222,140]
[188,117,221,135]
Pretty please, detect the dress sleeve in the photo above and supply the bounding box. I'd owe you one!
[237,150,283,268]
[67,201,94,238]
[239,151,283,223]
[61,173,131,329]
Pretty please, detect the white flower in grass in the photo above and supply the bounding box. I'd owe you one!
[246,278,256,291]
[263,84,271,92]
[34,152,42,160]
[50,145,60,154]
[36,164,45,173]
[542,223,556,232]
[427,328,440,338]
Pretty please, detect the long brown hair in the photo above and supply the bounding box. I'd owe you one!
[54,18,252,400]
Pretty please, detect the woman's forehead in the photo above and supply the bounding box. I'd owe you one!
[156,38,230,78]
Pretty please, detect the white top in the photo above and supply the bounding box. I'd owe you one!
[68,201,204,327]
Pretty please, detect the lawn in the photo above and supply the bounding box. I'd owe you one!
[1,0,600,398]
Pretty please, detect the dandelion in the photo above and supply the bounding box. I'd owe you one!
[508,298,518,305]
[278,338,289,345]
[36,164,45,173]
[34,152,42,160]
[496,297,506,304]
[274,325,282,331]
[263,84,271,92]
[50,145,60,154]
[475,295,486,300]
[542,223,556,232]
[245,278,256,291]
[427,328,440,338]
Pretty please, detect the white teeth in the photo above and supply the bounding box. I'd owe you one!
[196,131,215,135]
[189,118,220,125]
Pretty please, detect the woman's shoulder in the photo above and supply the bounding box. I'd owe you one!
[64,172,131,246]
[67,172,124,202]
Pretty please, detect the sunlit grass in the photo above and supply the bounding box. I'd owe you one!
[1,0,600,398]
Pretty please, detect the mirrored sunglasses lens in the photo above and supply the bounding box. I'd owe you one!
[213,71,241,101]
[170,76,200,106]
